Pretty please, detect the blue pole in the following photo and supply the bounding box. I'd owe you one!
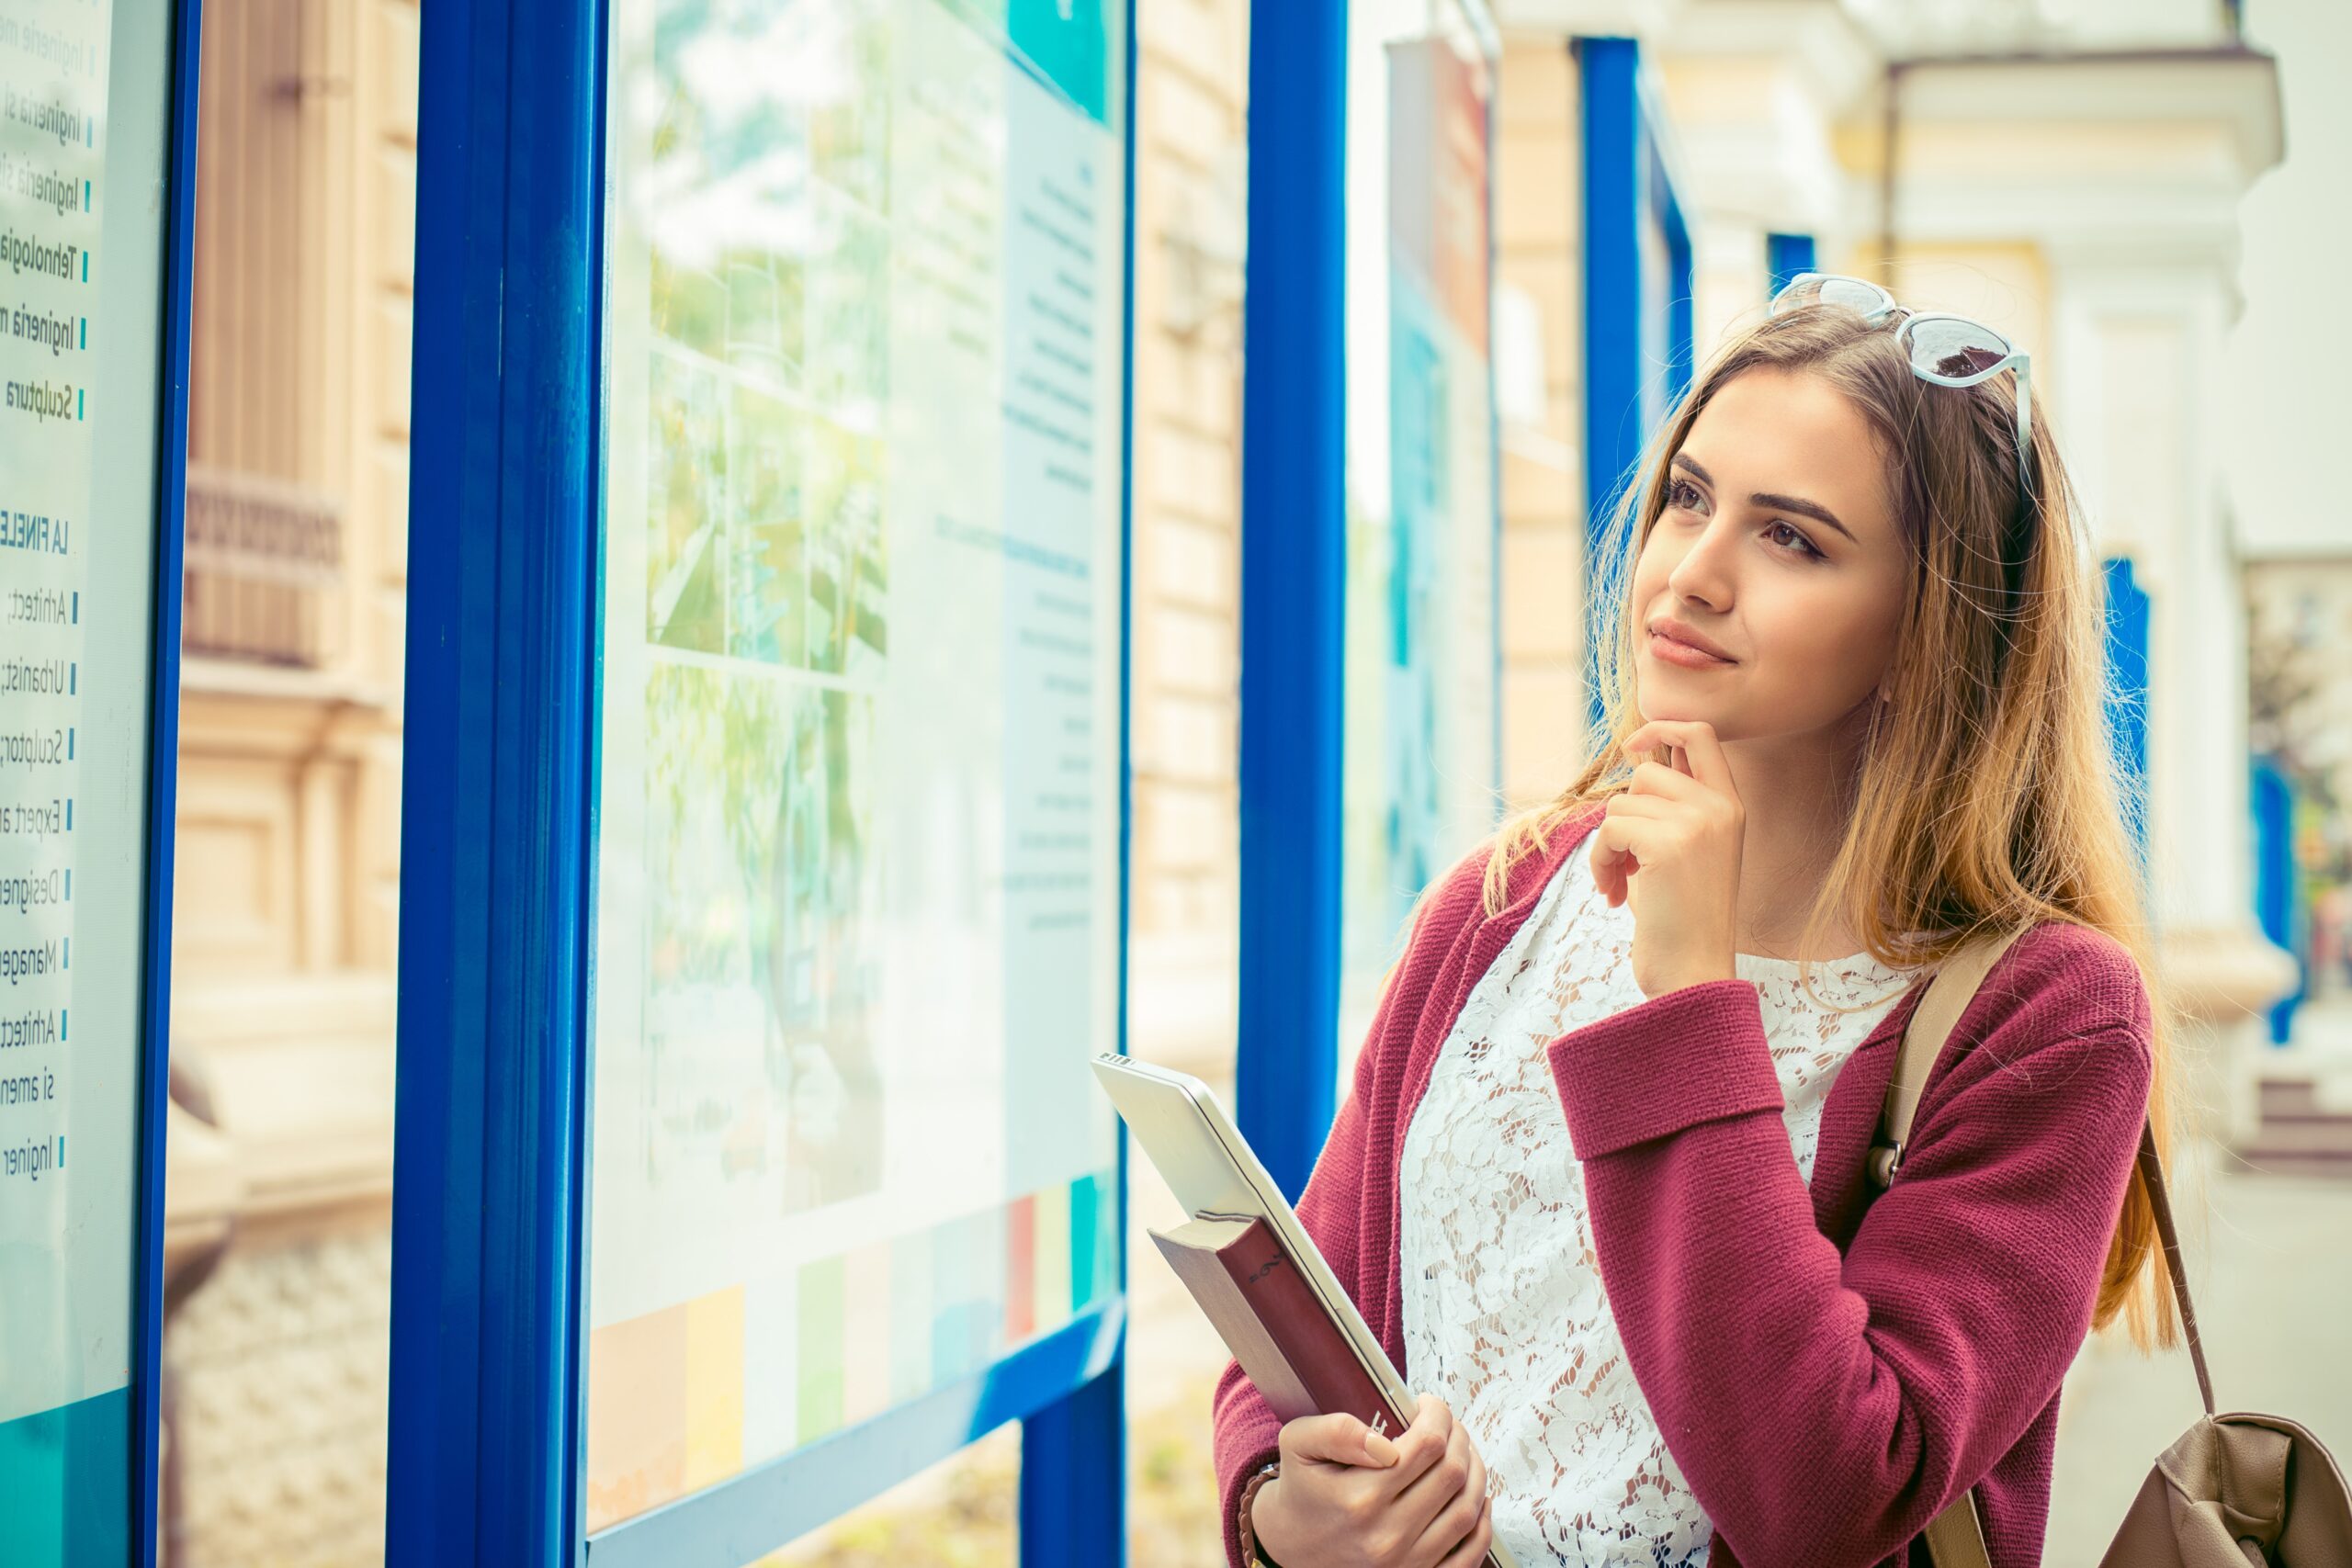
[1237,0,1347,1203]
[2101,556,2152,874]
[2251,757,2305,1044]
[1580,37,1642,733]
[386,0,603,1555]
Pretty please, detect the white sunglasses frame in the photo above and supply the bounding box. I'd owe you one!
[1770,272,2034,508]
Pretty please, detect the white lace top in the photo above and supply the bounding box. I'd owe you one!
[1397,846,1914,1567]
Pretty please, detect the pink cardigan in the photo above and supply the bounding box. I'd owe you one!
[1213,805,2154,1568]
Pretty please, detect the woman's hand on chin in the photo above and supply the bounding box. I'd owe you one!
[1591,719,1744,998]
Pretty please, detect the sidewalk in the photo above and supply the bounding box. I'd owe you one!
[2047,993,2352,1557]
[2048,1153,2352,1559]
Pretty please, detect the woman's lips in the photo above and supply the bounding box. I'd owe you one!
[1646,630,1736,669]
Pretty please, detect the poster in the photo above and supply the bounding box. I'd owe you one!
[0,0,176,1559]
[584,0,1127,1534]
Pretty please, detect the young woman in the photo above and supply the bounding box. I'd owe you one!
[1215,278,2177,1568]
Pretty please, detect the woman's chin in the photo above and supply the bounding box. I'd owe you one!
[1634,688,1717,727]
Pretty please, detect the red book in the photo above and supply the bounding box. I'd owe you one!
[1152,1214,1408,1438]
[1151,1214,1510,1568]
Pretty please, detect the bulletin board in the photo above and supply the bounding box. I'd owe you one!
[0,0,195,1560]
[582,0,1131,1547]
[384,0,1136,1564]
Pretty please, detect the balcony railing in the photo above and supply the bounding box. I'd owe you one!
[183,467,345,668]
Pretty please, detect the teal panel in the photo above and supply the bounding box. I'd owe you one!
[0,1387,131,1567]
[1009,0,1110,123]
[1067,1170,1097,1314]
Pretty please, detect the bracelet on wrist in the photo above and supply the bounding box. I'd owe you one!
[1237,1461,1281,1567]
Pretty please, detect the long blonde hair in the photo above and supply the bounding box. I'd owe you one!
[1480,303,2177,1348]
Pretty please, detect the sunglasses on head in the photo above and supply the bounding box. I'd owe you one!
[1768,272,2035,507]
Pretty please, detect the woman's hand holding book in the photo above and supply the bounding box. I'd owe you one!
[1250,1393,1495,1568]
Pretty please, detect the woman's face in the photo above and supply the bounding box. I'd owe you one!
[1629,367,1910,745]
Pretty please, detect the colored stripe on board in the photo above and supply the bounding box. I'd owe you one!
[583,1306,688,1534]
[796,1256,848,1443]
[842,1243,894,1427]
[1005,1193,1037,1342]
[889,1231,936,1404]
[682,1288,745,1491]
[741,1271,800,1467]
[1032,1180,1072,1337]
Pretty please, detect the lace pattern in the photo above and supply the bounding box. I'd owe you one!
[1397,849,1913,1566]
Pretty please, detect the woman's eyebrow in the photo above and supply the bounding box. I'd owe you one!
[1752,491,1856,545]
[1672,454,1856,545]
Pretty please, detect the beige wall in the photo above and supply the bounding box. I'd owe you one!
[167,0,416,1561]
[1125,0,1250,1067]
[1495,35,1589,811]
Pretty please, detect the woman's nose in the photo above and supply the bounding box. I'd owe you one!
[1664,519,1737,607]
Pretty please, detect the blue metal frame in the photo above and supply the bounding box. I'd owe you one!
[2100,555,2151,875]
[2250,756,2304,1044]
[386,0,605,1555]
[390,0,1138,1561]
[1766,232,1816,299]
[131,0,206,1555]
[1238,0,1347,1205]
[1579,36,1692,728]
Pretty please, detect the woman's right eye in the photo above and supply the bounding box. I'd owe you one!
[1664,477,1705,513]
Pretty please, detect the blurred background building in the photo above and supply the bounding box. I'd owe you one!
[153,0,2346,1563]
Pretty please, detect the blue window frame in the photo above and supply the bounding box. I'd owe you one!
[386,0,1138,1562]
[1766,232,1817,299]
[1238,0,1348,1204]
[1238,0,1503,1213]
[2101,555,2151,874]
[1578,36,1692,728]
[136,3,207,1555]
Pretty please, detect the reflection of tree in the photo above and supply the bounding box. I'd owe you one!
[644,667,884,1211]
[808,432,890,675]
[649,361,727,651]
[761,690,884,1209]
[727,389,808,664]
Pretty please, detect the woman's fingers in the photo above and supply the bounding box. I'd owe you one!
[1278,1410,1397,1469]
[1393,1415,1477,1543]
[1622,760,1705,802]
[1384,1394,1453,1492]
[1589,813,1671,906]
[1408,1428,1489,1564]
[1431,1495,1495,1568]
[1624,719,1736,796]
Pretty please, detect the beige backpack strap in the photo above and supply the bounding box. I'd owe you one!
[1867,928,2029,1190]
[1921,1492,1992,1568]
[1868,927,2028,1568]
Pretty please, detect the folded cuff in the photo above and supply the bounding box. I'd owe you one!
[1546,978,1784,1160]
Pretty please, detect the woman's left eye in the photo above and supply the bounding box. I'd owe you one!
[1767,521,1822,558]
